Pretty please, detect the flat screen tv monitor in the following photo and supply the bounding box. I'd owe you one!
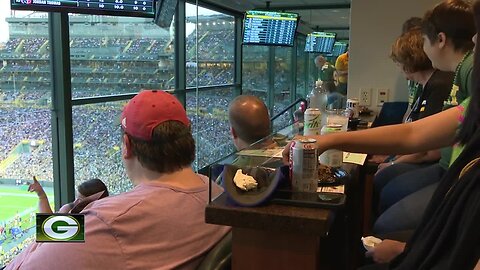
[243,10,299,47]
[305,32,336,53]
[10,0,155,18]
[331,41,348,57]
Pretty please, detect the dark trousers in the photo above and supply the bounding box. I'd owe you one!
[375,163,444,214]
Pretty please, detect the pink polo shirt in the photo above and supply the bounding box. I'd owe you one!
[6,175,231,270]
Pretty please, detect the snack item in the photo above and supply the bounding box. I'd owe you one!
[361,236,383,251]
[318,164,336,183]
[233,169,258,191]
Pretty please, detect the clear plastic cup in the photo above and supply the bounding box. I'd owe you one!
[326,109,349,132]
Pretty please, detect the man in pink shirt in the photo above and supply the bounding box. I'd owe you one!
[6,90,231,270]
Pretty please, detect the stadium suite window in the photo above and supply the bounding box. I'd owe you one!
[0,11,54,266]
[68,14,175,99]
[72,101,131,195]
[308,53,318,91]
[242,45,268,103]
[272,47,293,132]
[187,88,236,171]
[185,3,235,88]
[296,38,307,98]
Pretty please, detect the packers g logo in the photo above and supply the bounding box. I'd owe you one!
[36,214,85,242]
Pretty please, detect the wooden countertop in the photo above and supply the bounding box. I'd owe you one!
[205,193,334,236]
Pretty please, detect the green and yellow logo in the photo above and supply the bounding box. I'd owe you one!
[36,214,85,242]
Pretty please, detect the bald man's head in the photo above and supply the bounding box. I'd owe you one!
[229,95,271,146]
[314,55,326,68]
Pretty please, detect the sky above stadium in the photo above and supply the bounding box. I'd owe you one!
[0,3,12,43]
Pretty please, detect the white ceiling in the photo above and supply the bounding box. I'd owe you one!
[202,0,351,39]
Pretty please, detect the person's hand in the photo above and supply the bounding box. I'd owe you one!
[282,135,307,165]
[282,140,294,165]
[28,176,46,198]
[282,135,331,165]
[376,162,394,175]
[365,239,405,264]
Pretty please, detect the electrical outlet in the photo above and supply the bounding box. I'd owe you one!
[359,88,371,106]
[377,88,390,106]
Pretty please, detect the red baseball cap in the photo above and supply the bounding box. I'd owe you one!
[121,90,190,141]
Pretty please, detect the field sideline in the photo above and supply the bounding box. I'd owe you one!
[0,185,54,223]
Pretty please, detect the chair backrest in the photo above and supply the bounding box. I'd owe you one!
[371,101,409,128]
[196,231,232,270]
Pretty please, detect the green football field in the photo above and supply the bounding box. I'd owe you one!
[0,185,54,223]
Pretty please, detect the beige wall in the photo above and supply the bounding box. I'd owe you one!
[348,0,442,110]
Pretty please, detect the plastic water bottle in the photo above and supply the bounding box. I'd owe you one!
[308,80,328,126]
[308,80,327,109]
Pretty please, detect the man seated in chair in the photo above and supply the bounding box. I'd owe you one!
[229,95,272,152]
[215,95,274,185]
[6,90,231,270]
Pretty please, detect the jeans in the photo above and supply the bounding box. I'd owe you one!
[373,163,432,216]
[377,163,445,215]
[374,183,438,234]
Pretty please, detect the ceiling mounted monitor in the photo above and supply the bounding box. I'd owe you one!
[243,10,299,47]
[11,0,155,18]
[305,32,337,54]
[331,41,348,57]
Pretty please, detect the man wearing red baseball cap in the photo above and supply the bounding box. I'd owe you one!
[6,90,231,270]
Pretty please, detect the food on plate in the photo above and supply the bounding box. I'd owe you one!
[233,169,258,191]
[318,164,336,183]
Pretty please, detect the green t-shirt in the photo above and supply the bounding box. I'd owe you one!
[439,98,471,169]
[319,63,335,82]
[439,52,473,169]
[443,52,473,108]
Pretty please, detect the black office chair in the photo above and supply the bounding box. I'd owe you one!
[196,231,232,270]
[371,101,409,128]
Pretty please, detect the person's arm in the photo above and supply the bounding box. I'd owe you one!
[366,239,406,264]
[474,259,480,270]
[283,106,460,163]
[28,177,53,214]
[336,70,348,76]
[57,202,75,214]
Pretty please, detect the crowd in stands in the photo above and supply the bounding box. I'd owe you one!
[186,28,234,62]
[0,235,34,267]
[0,92,291,191]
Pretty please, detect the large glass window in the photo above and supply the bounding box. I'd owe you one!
[69,14,175,195]
[242,45,268,102]
[69,15,175,99]
[308,54,317,91]
[296,37,307,98]
[272,47,292,131]
[187,88,236,170]
[185,4,235,88]
[185,4,236,170]
[72,101,131,195]
[0,11,53,266]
